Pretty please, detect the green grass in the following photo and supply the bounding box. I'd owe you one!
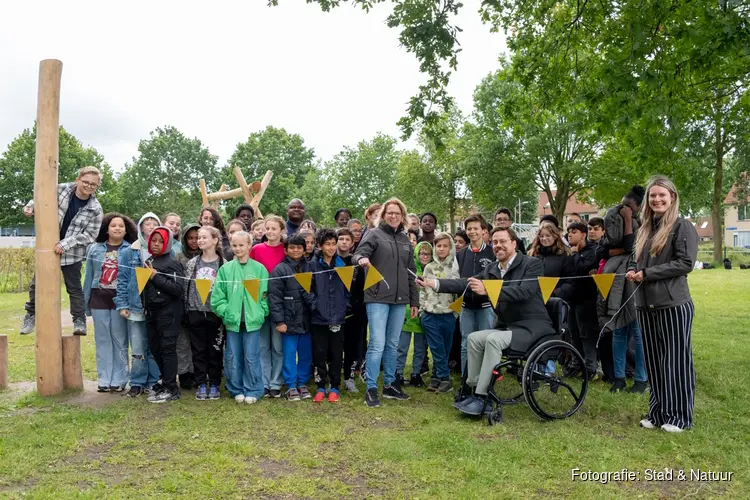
[1,271,749,498]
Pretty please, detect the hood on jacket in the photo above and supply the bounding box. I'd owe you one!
[148,226,174,257]
[413,241,433,277]
[136,212,161,250]
[180,223,202,259]
[431,232,457,269]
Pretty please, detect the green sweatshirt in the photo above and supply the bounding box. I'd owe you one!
[211,258,269,332]
[403,241,433,334]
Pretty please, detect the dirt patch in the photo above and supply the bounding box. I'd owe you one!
[258,458,297,479]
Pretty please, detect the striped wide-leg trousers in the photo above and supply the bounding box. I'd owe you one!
[637,302,696,429]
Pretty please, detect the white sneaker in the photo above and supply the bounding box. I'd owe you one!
[245,397,258,405]
[344,379,359,393]
[640,419,657,429]
[234,394,245,403]
[661,424,685,433]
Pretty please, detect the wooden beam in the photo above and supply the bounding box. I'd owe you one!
[62,335,83,390]
[199,179,209,207]
[210,184,228,209]
[250,170,273,219]
[34,59,64,396]
[0,335,7,390]
[206,186,243,202]
[233,166,253,203]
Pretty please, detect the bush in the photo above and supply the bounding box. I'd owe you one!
[0,248,35,293]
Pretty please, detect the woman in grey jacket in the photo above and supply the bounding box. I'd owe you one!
[627,176,698,433]
[353,198,419,408]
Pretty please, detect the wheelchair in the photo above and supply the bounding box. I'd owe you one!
[456,297,589,426]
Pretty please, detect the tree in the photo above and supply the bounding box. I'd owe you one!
[394,111,469,232]
[321,133,400,223]
[117,126,219,221]
[0,124,117,227]
[223,126,315,218]
[297,165,335,223]
[467,63,601,224]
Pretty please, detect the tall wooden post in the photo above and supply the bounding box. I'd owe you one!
[34,59,64,396]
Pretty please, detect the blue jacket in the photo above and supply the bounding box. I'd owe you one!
[309,255,350,326]
[84,240,131,316]
[114,242,146,314]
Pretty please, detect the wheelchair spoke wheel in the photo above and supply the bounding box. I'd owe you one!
[522,340,588,420]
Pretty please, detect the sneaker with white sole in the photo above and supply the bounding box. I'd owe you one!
[73,318,87,336]
[383,385,409,400]
[661,423,685,433]
[245,396,258,405]
[20,314,35,335]
[234,394,246,403]
[640,419,657,429]
[344,379,359,393]
[149,390,180,403]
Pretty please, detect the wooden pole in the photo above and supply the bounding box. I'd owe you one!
[34,59,64,396]
[0,335,8,390]
[233,166,254,203]
[199,179,209,207]
[62,335,83,390]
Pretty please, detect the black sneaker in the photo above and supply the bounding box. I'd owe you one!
[125,386,144,398]
[365,388,381,408]
[97,386,109,393]
[395,373,406,388]
[149,390,180,403]
[628,381,649,394]
[610,379,627,393]
[149,382,165,395]
[409,375,425,387]
[73,318,87,336]
[264,388,271,398]
[20,314,35,335]
[383,385,409,401]
[269,389,282,398]
[426,377,440,392]
[108,386,124,393]
[437,380,453,393]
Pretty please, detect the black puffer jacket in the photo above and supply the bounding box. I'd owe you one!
[268,256,316,334]
[572,241,599,303]
[532,246,576,303]
[352,222,418,307]
[456,243,495,309]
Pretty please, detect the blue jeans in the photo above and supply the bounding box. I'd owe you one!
[459,307,495,373]
[259,319,284,390]
[422,312,456,380]
[91,309,129,388]
[281,332,312,388]
[365,303,406,391]
[225,330,264,399]
[613,321,647,382]
[396,331,426,377]
[127,318,160,389]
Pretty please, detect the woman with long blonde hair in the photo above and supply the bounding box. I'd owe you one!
[626,176,698,433]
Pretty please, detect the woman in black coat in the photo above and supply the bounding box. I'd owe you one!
[528,222,575,302]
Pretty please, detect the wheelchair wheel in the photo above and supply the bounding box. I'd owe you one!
[522,340,588,421]
[487,406,503,426]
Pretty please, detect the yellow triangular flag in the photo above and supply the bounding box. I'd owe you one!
[294,272,312,293]
[335,266,355,292]
[538,277,560,304]
[483,280,503,309]
[593,273,616,300]
[136,267,152,294]
[364,265,385,290]
[449,295,464,314]
[195,279,213,305]
[243,279,260,302]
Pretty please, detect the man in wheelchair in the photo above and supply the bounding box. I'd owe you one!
[418,226,555,416]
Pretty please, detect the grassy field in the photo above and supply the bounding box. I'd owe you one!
[0,270,748,499]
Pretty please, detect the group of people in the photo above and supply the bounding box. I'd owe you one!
[19,166,699,431]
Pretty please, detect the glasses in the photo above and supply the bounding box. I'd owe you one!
[80,180,100,189]
[494,239,512,245]
[495,217,511,222]
[385,212,401,217]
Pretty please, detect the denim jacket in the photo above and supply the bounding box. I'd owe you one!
[84,240,131,316]
[114,242,146,314]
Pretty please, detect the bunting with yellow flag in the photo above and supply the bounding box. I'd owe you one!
[538,277,559,304]
[482,280,503,309]
[448,295,464,314]
[593,273,616,300]
[293,272,313,293]
[136,267,152,294]
[243,279,260,303]
[364,265,385,290]
[334,266,355,291]
[194,279,214,305]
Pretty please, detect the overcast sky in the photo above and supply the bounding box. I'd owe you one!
[1,1,507,172]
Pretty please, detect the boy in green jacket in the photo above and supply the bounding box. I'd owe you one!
[211,231,269,404]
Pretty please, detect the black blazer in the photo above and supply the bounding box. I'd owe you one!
[438,253,555,352]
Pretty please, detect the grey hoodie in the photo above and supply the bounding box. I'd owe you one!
[420,232,460,315]
[134,212,162,265]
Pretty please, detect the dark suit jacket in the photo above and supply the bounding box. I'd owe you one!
[438,253,555,352]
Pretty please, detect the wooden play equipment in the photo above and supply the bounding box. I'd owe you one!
[34,59,66,396]
[199,168,273,218]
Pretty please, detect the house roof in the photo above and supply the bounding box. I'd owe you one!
[725,173,750,204]
[537,191,600,217]
[688,217,713,239]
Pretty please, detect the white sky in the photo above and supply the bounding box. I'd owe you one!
[1,1,507,172]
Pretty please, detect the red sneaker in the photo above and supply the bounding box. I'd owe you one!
[313,391,326,403]
[328,391,340,403]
